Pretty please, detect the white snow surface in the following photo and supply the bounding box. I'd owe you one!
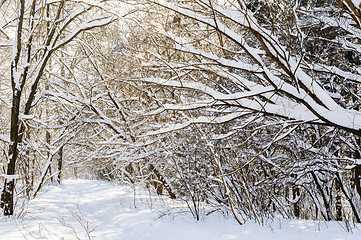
[1,179,361,240]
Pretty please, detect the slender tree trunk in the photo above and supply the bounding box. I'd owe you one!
[56,146,63,184]
[46,130,54,183]
[335,178,342,221]
[1,0,31,216]
[355,165,361,198]
[335,172,361,222]
[311,171,334,221]
[293,186,300,218]
[354,137,361,200]
[1,90,21,215]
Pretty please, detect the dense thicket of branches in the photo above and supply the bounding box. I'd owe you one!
[1,0,361,225]
[100,0,361,223]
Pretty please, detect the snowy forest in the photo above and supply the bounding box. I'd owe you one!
[1,0,361,234]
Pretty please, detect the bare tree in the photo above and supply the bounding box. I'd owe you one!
[0,0,114,216]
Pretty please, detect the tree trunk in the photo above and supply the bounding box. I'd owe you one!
[311,171,334,221]
[1,90,21,215]
[335,172,361,222]
[56,146,63,184]
[355,165,361,198]
[1,0,27,216]
[0,180,15,215]
[293,186,300,218]
[335,178,342,221]
[354,137,361,201]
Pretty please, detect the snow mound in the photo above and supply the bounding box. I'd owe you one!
[0,179,361,239]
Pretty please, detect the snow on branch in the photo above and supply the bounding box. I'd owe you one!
[149,0,361,135]
[147,111,253,136]
[0,174,20,180]
[53,16,114,51]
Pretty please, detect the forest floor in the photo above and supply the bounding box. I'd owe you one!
[1,179,361,240]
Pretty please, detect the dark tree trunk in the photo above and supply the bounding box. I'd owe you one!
[293,186,300,218]
[1,0,29,216]
[354,137,361,200]
[355,165,361,198]
[311,171,334,221]
[335,172,361,222]
[56,146,63,184]
[335,178,342,221]
[0,180,15,215]
[1,90,22,215]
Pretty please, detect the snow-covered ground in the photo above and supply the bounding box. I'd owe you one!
[1,180,361,240]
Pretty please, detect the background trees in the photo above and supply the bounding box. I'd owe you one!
[1,0,361,225]
[110,0,361,223]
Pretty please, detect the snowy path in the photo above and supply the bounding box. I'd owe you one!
[1,180,361,239]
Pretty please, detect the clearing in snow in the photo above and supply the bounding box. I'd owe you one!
[1,179,361,240]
